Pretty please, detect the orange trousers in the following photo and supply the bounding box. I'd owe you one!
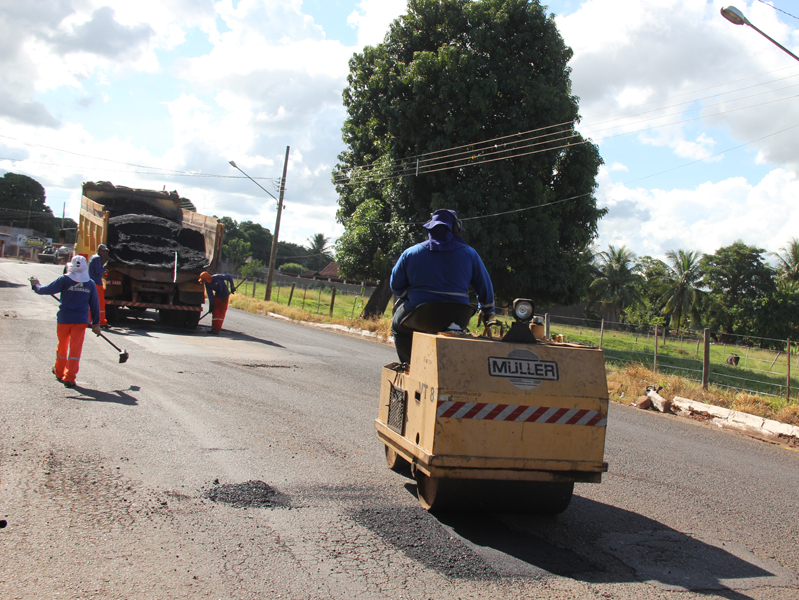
[96,284,107,326]
[55,323,88,384]
[211,297,229,332]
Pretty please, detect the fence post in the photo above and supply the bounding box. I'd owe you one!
[787,339,791,401]
[703,328,710,390]
[316,286,322,314]
[275,282,280,303]
[654,325,658,373]
[599,319,605,349]
[287,283,295,306]
[252,277,256,297]
[545,313,550,339]
[329,287,337,317]
[264,276,269,301]
[301,285,308,311]
[744,345,750,368]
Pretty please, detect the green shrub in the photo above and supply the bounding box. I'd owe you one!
[279,262,304,274]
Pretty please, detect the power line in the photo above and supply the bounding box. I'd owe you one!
[756,0,799,21]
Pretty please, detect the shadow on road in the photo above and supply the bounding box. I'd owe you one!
[0,280,25,288]
[104,318,285,349]
[436,494,771,597]
[350,483,774,598]
[68,385,140,405]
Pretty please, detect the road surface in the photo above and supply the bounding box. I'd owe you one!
[2,260,799,599]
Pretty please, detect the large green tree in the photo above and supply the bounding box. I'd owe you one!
[624,255,669,327]
[0,172,76,239]
[588,245,643,323]
[305,233,334,271]
[700,241,776,334]
[659,249,704,330]
[333,0,604,317]
[772,237,799,283]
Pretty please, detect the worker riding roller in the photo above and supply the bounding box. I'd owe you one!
[30,255,101,388]
[88,243,110,326]
[199,271,235,334]
[390,209,494,364]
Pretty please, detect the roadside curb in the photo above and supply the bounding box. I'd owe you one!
[265,312,392,344]
[670,395,799,446]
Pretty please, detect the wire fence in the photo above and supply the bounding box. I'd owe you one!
[545,314,798,403]
[234,275,390,321]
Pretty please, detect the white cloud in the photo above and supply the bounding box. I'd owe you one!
[348,0,408,48]
[596,166,799,259]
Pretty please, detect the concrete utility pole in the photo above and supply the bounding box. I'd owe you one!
[229,145,290,302]
[265,146,290,302]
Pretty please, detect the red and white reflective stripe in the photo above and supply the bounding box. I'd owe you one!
[436,401,606,427]
[106,301,201,311]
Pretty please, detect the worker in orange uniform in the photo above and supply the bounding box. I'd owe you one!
[30,255,101,388]
[88,243,110,326]
[199,271,235,334]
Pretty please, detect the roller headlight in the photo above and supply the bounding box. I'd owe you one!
[512,299,534,322]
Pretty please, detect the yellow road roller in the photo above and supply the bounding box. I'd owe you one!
[375,299,609,513]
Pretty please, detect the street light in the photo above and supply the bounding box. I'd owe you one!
[229,146,290,302]
[721,5,799,63]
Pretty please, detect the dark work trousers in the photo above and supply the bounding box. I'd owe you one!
[391,303,414,364]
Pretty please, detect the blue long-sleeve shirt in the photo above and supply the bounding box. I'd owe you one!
[390,243,494,313]
[88,254,106,286]
[34,276,100,325]
[205,274,235,305]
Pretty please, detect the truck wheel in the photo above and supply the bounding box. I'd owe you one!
[384,445,410,475]
[184,311,201,329]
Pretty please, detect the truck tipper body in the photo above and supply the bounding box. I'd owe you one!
[75,181,224,328]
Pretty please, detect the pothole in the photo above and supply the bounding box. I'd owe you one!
[203,480,290,509]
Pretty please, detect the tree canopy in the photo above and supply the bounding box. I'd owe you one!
[700,241,776,334]
[305,233,334,271]
[0,172,76,240]
[333,0,604,316]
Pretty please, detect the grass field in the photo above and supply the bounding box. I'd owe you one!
[547,321,799,403]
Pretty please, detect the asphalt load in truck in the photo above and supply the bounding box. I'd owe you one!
[107,214,208,271]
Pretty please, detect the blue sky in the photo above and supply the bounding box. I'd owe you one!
[1,0,798,264]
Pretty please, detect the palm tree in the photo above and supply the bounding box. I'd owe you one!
[659,249,703,330]
[772,238,799,283]
[305,233,334,271]
[589,245,643,322]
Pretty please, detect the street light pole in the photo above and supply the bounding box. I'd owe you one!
[721,5,799,63]
[229,145,290,302]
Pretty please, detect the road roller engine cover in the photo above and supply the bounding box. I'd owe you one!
[376,299,609,513]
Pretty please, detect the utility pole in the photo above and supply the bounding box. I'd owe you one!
[265,146,290,302]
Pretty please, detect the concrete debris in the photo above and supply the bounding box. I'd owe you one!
[633,395,652,410]
[645,389,672,413]
[672,396,799,446]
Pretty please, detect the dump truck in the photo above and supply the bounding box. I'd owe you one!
[75,181,224,328]
[376,299,609,513]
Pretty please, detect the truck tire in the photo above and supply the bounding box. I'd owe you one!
[184,311,201,329]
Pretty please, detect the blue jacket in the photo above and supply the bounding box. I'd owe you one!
[205,274,235,305]
[88,254,106,286]
[34,276,100,325]
[390,242,494,313]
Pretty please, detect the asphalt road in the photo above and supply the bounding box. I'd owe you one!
[2,259,799,600]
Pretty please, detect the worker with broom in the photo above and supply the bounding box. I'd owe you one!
[88,243,110,326]
[30,255,101,388]
[199,271,235,334]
